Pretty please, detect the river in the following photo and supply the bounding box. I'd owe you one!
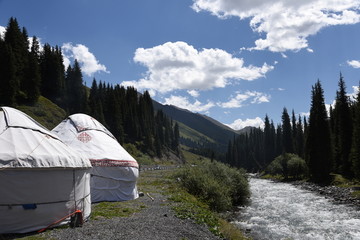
[234,178,360,240]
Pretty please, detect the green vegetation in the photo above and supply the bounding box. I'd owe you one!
[17,96,66,129]
[174,160,249,212]
[265,153,308,180]
[92,201,145,220]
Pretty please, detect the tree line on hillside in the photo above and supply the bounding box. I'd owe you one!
[0,17,180,158]
[226,75,360,184]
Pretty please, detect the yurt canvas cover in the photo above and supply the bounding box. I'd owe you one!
[52,113,139,202]
[0,107,92,234]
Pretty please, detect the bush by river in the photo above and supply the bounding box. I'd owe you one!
[174,160,250,212]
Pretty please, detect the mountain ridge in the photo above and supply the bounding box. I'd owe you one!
[152,100,239,153]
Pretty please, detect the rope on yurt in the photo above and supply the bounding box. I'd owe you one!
[37,210,83,233]
[37,171,89,233]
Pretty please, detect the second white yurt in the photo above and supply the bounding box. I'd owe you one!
[52,113,139,203]
[0,107,92,234]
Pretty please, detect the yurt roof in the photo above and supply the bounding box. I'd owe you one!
[52,113,138,168]
[0,107,92,169]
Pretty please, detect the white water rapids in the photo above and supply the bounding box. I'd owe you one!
[235,178,360,240]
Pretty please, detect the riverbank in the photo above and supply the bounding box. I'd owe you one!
[292,180,360,208]
[261,174,360,209]
[1,168,247,240]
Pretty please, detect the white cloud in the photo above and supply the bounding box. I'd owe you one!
[192,0,360,52]
[348,85,359,101]
[0,25,5,39]
[162,95,215,113]
[121,41,273,94]
[62,43,109,76]
[218,91,270,108]
[300,112,310,118]
[28,36,44,52]
[226,117,265,130]
[187,89,200,97]
[347,60,360,68]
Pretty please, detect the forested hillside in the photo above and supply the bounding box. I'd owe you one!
[152,101,237,160]
[226,76,360,184]
[0,17,180,159]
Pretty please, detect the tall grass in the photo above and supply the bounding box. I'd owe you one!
[174,160,250,212]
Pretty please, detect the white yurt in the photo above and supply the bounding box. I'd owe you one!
[52,113,139,203]
[0,107,92,234]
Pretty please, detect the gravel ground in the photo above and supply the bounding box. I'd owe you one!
[45,191,220,240]
[1,169,221,240]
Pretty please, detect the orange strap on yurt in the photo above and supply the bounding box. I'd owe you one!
[38,210,83,233]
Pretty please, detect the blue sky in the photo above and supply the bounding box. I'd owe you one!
[1,0,360,129]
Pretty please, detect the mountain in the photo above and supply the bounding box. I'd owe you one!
[236,126,257,135]
[152,101,238,153]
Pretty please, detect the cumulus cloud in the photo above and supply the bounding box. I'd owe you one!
[347,60,360,68]
[162,95,215,113]
[0,25,5,39]
[62,43,109,76]
[218,91,270,108]
[348,85,359,101]
[188,90,200,97]
[226,117,265,130]
[192,0,360,52]
[121,41,273,94]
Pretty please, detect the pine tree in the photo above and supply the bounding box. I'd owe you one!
[291,110,297,153]
[282,108,294,153]
[0,41,17,106]
[4,17,28,102]
[296,115,304,158]
[40,44,65,105]
[173,122,180,152]
[64,59,86,113]
[24,36,41,104]
[332,73,353,176]
[264,115,275,166]
[306,80,332,183]
[275,124,283,157]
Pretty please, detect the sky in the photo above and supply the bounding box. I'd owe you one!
[1,0,360,130]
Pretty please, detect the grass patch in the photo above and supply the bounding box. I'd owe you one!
[218,218,249,240]
[330,174,360,188]
[17,96,67,130]
[351,190,360,199]
[91,201,143,220]
[0,233,55,240]
[180,148,211,165]
[331,174,353,187]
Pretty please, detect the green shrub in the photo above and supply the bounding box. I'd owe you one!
[287,155,308,178]
[265,153,308,179]
[174,160,249,212]
[266,158,283,175]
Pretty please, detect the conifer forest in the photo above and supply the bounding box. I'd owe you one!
[0,17,180,158]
